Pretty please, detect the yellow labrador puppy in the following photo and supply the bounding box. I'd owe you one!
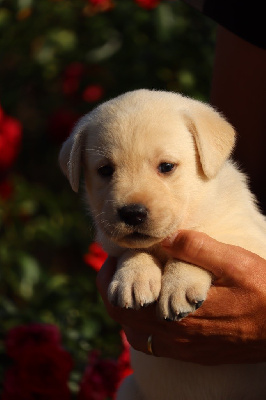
[59,89,266,399]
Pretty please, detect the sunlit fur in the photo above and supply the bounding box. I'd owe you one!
[60,90,266,400]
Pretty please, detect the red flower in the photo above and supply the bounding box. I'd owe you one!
[48,108,80,143]
[135,0,160,9]
[6,324,61,360]
[0,106,22,172]
[78,331,133,400]
[117,331,133,381]
[3,347,72,400]
[3,324,73,400]
[89,0,109,4]
[63,62,85,96]
[88,0,114,11]
[83,242,108,271]
[78,351,120,400]
[82,84,104,103]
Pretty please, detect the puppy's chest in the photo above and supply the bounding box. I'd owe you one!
[147,244,170,265]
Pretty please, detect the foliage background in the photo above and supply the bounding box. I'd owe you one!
[0,0,216,397]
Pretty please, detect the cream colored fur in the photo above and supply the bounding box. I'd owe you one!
[59,89,266,399]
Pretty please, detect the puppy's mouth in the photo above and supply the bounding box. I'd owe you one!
[125,232,152,241]
[117,231,162,248]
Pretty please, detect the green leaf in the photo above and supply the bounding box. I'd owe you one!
[19,254,41,299]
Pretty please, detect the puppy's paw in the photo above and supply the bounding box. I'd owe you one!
[108,252,162,309]
[158,261,212,321]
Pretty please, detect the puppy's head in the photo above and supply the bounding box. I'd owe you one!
[59,89,235,249]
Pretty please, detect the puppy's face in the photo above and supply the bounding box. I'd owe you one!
[59,90,235,250]
[83,102,202,249]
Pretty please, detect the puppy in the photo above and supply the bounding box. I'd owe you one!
[59,89,266,399]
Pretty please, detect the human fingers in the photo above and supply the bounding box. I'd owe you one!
[123,325,266,365]
[124,326,211,363]
[161,230,262,281]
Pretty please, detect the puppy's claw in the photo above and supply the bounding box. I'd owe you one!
[142,301,154,308]
[164,311,191,322]
[177,311,190,320]
[125,304,134,310]
[194,300,204,310]
[108,290,119,308]
[140,301,151,308]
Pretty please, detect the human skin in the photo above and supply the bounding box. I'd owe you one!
[96,230,266,365]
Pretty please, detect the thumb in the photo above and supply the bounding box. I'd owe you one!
[161,230,259,279]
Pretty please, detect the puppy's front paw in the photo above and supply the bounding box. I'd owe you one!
[158,261,212,321]
[108,252,162,309]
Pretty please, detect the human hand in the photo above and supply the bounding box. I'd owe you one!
[96,230,266,365]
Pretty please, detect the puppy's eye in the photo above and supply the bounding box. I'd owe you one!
[97,164,114,178]
[158,162,176,174]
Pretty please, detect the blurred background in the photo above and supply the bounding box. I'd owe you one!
[0,0,216,398]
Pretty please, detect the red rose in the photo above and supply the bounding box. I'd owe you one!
[3,324,73,400]
[135,0,160,9]
[3,347,72,400]
[82,84,104,103]
[2,367,31,400]
[0,106,22,172]
[89,0,108,4]
[78,350,120,400]
[88,0,113,9]
[6,324,61,360]
[83,242,108,271]
[78,332,133,400]
[63,62,85,96]
[48,108,80,143]
[117,331,133,382]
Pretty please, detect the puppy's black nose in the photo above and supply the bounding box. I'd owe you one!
[118,204,148,226]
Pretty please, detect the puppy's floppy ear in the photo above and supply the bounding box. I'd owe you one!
[59,114,90,192]
[183,101,236,178]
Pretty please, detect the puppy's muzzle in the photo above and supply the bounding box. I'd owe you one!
[118,204,148,227]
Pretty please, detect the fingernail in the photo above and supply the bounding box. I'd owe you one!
[161,232,179,247]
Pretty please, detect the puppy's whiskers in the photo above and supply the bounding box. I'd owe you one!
[85,147,109,159]
[106,199,116,204]
[96,214,117,237]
